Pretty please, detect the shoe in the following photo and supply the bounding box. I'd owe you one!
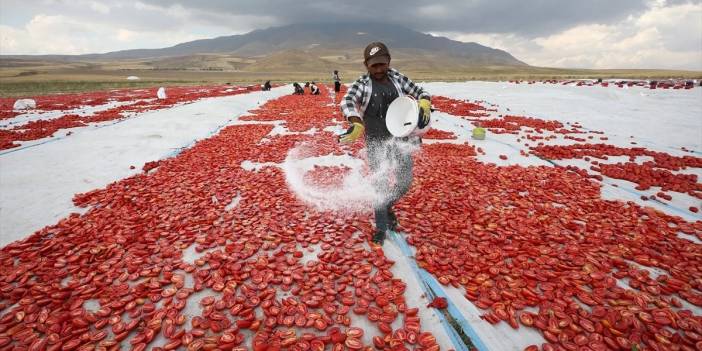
[371,230,386,245]
[387,208,398,231]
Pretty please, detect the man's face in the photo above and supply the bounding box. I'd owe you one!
[365,61,390,80]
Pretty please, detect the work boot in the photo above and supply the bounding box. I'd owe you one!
[371,230,386,246]
[387,208,398,231]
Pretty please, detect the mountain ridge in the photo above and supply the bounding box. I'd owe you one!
[2,22,527,67]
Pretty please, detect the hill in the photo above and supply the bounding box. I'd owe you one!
[2,22,525,66]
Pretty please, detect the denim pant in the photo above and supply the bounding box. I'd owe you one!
[367,138,414,232]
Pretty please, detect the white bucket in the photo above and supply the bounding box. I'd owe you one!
[385,96,430,137]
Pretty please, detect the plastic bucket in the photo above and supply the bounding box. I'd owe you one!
[385,96,430,137]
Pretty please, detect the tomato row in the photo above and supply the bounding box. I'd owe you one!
[0,85,259,150]
[430,97,491,118]
[509,80,696,90]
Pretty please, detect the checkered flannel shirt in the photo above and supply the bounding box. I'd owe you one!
[340,68,430,121]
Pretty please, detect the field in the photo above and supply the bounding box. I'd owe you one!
[1,81,701,351]
[2,53,701,97]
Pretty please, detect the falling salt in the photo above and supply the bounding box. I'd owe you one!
[281,139,420,213]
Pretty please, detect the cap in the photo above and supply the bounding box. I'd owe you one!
[364,42,390,66]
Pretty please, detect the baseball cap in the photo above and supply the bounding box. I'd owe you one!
[364,42,390,65]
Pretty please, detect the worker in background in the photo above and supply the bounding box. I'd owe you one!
[333,70,341,94]
[310,82,320,95]
[292,82,304,95]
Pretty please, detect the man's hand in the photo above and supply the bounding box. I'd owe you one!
[338,122,365,143]
[418,98,431,128]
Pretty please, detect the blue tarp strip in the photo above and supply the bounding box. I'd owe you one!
[388,231,490,351]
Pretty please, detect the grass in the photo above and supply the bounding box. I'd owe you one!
[0,80,204,97]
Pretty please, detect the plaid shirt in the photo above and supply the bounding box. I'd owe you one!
[340,68,430,121]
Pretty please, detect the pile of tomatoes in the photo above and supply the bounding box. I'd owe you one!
[1,84,700,351]
[1,84,443,351]
[422,97,702,350]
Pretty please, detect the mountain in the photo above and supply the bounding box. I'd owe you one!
[48,22,526,67]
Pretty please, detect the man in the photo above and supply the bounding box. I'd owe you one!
[310,82,320,95]
[262,80,272,91]
[333,70,341,93]
[292,82,304,95]
[338,41,431,245]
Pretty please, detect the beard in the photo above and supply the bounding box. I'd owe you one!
[371,71,387,80]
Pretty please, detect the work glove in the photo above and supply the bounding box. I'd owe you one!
[338,122,365,143]
[418,98,431,128]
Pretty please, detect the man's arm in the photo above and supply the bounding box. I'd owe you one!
[340,79,365,122]
[337,79,366,143]
[395,70,430,101]
[338,82,364,143]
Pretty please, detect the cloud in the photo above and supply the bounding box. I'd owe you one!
[0,1,246,54]
[88,1,111,14]
[417,5,451,18]
[1,15,101,55]
[433,1,702,70]
[0,12,214,55]
[136,0,651,37]
[115,29,137,42]
[0,0,699,69]
[636,2,702,52]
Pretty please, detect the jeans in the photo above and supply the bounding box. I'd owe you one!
[367,138,414,232]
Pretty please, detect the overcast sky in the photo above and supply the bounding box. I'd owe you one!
[1,0,700,70]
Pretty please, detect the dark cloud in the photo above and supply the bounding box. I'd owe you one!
[140,0,652,37]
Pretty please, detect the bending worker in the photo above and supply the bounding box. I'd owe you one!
[338,41,431,245]
[310,82,320,95]
[292,82,304,95]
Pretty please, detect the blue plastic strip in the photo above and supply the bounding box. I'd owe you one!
[387,232,469,351]
[388,231,490,351]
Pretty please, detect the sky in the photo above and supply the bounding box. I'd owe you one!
[0,0,700,70]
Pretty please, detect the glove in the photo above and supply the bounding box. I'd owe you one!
[338,122,365,143]
[418,98,431,128]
